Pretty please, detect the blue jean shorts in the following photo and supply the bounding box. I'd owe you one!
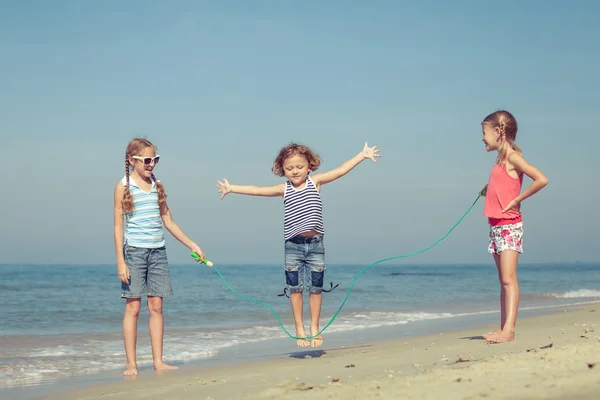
[121,245,173,298]
[284,234,326,294]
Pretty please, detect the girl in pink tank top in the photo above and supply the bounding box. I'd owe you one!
[478,110,548,344]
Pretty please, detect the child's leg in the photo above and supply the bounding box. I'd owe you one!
[147,296,177,370]
[123,298,141,375]
[146,247,176,369]
[308,293,323,347]
[306,235,325,348]
[483,254,504,339]
[290,292,310,347]
[495,253,507,330]
[485,222,523,343]
[284,240,310,347]
[486,250,520,343]
[121,245,149,376]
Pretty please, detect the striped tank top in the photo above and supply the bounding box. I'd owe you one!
[283,177,324,240]
[121,176,166,248]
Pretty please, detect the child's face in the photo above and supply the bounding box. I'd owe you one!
[481,123,501,152]
[129,146,158,180]
[282,154,309,186]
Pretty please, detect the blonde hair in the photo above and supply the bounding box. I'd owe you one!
[482,110,522,164]
[122,138,167,214]
[271,143,322,177]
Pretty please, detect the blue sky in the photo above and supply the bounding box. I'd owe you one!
[1,1,598,265]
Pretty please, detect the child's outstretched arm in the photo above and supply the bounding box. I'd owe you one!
[502,153,548,213]
[312,142,380,187]
[217,178,284,199]
[159,201,206,262]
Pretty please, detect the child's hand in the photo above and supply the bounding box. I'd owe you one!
[502,199,521,213]
[190,244,206,262]
[217,178,232,200]
[117,263,130,284]
[479,184,488,197]
[361,142,380,163]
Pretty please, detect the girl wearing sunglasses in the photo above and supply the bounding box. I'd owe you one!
[113,137,207,376]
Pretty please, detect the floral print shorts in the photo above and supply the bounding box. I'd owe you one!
[488,222,523,255]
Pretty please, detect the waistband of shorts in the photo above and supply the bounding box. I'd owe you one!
[488,216,523,226]
[286,234,324,244]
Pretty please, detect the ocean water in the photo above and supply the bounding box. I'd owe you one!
[1,262,599,391]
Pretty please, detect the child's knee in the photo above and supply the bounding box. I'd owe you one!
[498,273,518,287]
[498,266,518,286]
[125,301,141,317]
[147,297,164,314]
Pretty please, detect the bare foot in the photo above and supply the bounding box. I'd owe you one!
[486,330,514,344]
[123,363,138,376]
[295,326,310,348]
[154,362,178,371]
[483,330,500,340]
[310,326,323,348]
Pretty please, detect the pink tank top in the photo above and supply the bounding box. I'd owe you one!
[484,152,523,226]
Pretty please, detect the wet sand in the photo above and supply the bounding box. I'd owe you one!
[42,304,600,400]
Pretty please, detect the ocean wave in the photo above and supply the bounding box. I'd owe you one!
[541,289,600,299]
[389,272,454,277]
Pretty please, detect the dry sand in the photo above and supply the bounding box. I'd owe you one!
[43,305,600,400]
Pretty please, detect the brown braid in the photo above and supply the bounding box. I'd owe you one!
[482,110,522,164]
[151,173,168,206]
[122,153,134,214]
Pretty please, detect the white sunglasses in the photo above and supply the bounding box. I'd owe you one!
[132,155,160,166]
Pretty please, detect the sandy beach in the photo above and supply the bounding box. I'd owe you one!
[38,304,600,400]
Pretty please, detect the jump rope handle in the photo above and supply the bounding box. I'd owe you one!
[191,252,214,268]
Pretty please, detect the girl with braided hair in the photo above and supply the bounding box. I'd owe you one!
[479,111,548,343]
[113,138,207,375]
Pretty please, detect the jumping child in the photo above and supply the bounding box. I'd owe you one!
[217,142,380,347]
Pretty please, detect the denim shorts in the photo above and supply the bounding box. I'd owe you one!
[284,234,326,294]
[488,222,524,255]
[121,245,173,298]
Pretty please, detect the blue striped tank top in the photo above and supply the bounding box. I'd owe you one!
[121,176,166,248]
[283,177,324,240]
